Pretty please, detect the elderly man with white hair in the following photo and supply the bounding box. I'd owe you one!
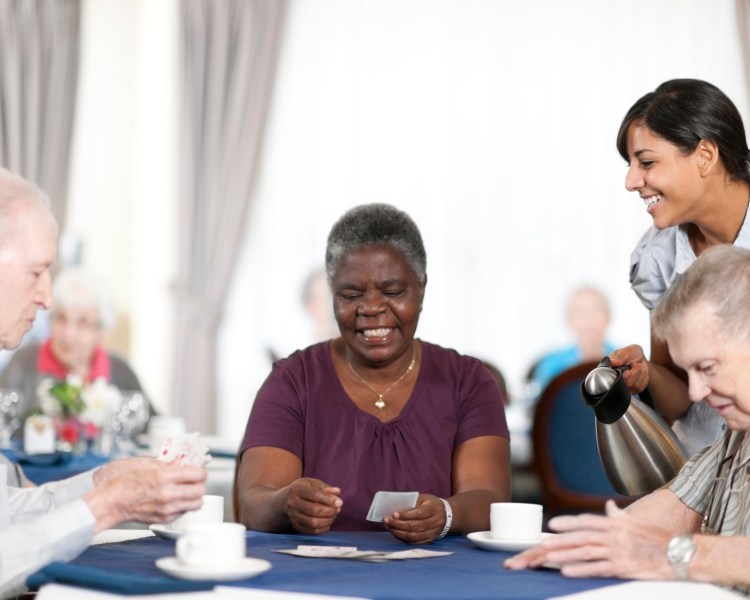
[506,244,750,593]
[0,168,206,598]
[0,268,148,420]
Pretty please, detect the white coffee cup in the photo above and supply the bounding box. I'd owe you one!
[490,502,542,541]
[176,523,246,568]
[170,495,224,531]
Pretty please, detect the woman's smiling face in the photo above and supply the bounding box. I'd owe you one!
[624,122,706,230]
[332,244,425,367]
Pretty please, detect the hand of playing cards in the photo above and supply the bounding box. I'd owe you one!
[274,545,453,563]
[156,432,212,467]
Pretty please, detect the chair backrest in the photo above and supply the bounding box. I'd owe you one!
[531,361,633,514]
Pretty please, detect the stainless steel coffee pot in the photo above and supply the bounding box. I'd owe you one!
[580,357,688,496]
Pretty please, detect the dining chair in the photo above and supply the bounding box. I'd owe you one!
[531,361,635,516]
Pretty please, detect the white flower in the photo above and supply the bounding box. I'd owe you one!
[81,378,121,426]
[36,379,61,417]
[66,374,84,389]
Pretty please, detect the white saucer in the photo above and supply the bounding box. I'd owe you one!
[467,531,554,552]
[155,557,272,582]
[149,524,183,541]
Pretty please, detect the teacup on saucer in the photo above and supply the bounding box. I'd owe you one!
[170,495,224,531]
[175,523,246,568]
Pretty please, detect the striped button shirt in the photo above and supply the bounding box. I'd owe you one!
[670,429,750,596]
[671,429,750,537]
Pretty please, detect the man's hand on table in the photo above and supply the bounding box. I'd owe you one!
[384,494,446,545]
[84,460,207,533]
[285,478,342,535]
[504,500,675,579]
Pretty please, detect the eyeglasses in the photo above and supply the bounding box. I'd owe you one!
[701,431,748,535]
[50,313,101,332]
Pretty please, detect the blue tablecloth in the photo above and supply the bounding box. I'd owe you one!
[31,531,623,599]
[0,447,109,484]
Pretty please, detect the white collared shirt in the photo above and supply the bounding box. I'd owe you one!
[0,466,96,599]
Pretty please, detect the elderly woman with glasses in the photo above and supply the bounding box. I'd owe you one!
[236,204,511,544]
[0,269,147,420]
[506,245,750,593]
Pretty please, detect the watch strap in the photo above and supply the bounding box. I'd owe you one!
[667,534,695,580]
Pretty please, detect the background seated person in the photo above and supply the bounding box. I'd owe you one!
[237,203,510,544]
[531,286,615,391]
[0,268,152,424]
[505,245,750,593]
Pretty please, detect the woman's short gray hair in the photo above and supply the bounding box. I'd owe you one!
[652,245,750,343]
[325,203,427,286]
[52,269,117,330]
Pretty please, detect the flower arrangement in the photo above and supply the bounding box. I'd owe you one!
[36,375,122,447]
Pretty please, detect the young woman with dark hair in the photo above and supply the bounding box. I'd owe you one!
[609,79,750,456]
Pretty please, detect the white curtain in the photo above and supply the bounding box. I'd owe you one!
[217,0,749,444]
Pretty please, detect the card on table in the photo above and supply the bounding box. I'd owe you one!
[273,545,452,562]
[157,432,212,467]
[366,491,419,522]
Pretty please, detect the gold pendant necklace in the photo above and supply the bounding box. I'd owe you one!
[347,346,417,410]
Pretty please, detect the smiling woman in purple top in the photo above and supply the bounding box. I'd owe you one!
[237,204,510,544]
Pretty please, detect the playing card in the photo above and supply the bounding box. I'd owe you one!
[378,549,453,560]
[274,546,358,558]
[366,491,419,522]
[157,433,211,466]
[272,545,452,562]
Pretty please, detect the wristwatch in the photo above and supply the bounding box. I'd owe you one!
[666,534,696,580]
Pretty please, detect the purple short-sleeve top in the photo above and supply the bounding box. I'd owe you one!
[240,340,509,531]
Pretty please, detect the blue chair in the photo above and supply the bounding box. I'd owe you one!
[531,361,633,515]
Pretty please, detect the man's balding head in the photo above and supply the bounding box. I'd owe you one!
[0,168,57,349]
[0,168,52,248]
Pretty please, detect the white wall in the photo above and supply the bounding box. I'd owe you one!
[216,0,750,444]
[61,0,750,441]
[66,0,178,414]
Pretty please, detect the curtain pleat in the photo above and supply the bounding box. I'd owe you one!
[0,0,80,227]
[173,0,287,433]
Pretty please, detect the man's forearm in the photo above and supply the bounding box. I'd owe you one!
[689,534,750,590]
[6,471,95,525]
[625,490,702,533]
[0,500,95,599]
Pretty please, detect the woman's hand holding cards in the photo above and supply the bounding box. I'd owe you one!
[384,494,446,545]
[286,478,343,535]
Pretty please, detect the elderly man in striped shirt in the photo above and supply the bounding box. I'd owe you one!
[506,244,750,593]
